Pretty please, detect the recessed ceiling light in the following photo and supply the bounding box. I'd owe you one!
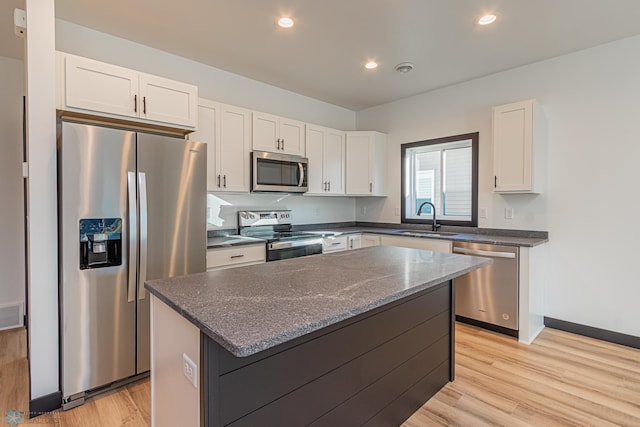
[478,14,497,25]
[365,61,378,70]
[277,17,294,28]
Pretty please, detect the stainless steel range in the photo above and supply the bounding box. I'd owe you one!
[238,210,323,261]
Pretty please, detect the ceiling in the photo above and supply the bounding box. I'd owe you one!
[3,1,640,110]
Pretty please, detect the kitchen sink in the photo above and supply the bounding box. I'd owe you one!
[397,230,459,237]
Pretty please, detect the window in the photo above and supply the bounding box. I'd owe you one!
[401,132,478,226]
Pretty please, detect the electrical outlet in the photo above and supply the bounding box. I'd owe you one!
[504,207,514,220]
[182,353,198,388]
[479,207,488,219]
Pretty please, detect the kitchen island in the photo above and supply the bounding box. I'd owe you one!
[145,246,490,427]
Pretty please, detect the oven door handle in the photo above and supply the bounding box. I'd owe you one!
[269,239,322,250]
[297,162,305,187]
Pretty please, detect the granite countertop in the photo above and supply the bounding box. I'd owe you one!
[145,246,490,357]
[207,235,266,248]
[298,226,548,247]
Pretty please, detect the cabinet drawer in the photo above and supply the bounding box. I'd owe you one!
[322,236,348,253]
[207,244,266,270]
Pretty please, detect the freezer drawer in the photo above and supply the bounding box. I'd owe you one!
[453,242,519,331]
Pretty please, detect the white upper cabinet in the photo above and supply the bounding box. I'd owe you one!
[138,74,198,128]
[58,52,197,130]
[492,99,545,193]
[252,112,305,156]
[345,131,387,196]
[305,124,345,195]
[191,99,251,192]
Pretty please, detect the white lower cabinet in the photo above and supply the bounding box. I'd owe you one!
[347,234,362,250]
[322,235,348,253]
[379,235,452,253]
[206,244,266,271]
[361,234,381,247]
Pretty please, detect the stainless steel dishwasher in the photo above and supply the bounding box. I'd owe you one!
[453,241,519,336]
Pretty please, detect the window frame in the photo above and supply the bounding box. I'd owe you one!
[401,132,479,227]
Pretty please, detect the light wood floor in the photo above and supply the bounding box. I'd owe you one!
[3,323,639,426]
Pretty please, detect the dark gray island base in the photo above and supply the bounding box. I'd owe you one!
[146,246,490,427]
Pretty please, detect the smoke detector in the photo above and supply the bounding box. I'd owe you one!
[394,62,414,74]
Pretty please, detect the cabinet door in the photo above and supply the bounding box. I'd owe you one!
[191,101,220,191]
[219,105,251,192]
[139,74,198,128]
[493,100,533,192]
[252,112,279,152]
[279,118,305,156]
[361,234,380,247]
[64,55,138,119]
[305,125,325,194]
[324,129,345,194]
[347,234,362,250]
[346,134,372,195]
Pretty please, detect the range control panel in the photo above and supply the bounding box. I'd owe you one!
[238,210,292,227]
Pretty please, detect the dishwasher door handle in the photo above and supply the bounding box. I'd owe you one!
[453,247,516,259]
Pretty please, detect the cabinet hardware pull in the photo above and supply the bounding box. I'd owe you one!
[282,139,284,150]
[369,182,373,192]
[328,181,331,192]
[143,96,146,114]
[223,175,227,188]
[494,176,497,188]
[277,138,281,150]
[230,254,245,259]
[332,242,341,246]
[217,174,221,187]
[134,94,137,113]
[349,240,353,249]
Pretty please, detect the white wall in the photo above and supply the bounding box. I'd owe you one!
[54,20,356,131]
[0,56,25,310]
[207,193,355,230]
[356,35,640,337]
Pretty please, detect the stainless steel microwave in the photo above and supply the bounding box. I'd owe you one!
[251,151,308,193]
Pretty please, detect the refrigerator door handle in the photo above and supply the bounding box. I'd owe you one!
[138,172,148,300]
[127,172,137,303]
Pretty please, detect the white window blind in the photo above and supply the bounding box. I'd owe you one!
[405,139,472,221]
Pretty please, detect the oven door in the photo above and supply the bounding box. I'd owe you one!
[252,151,308,193]
[267,240,322,261]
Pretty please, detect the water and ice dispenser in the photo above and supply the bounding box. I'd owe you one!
[79,218,122,269]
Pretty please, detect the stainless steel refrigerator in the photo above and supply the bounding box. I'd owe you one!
[58,121,206,409]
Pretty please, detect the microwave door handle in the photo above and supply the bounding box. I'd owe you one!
[298,162,304,187]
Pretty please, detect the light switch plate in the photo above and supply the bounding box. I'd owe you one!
[394,207,400,216]
[504,207,514,220]
[479,207,488,219]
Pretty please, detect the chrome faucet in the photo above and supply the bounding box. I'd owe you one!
[417,201,441,232]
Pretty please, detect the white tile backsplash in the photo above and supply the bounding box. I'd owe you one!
[207,193,357,230]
